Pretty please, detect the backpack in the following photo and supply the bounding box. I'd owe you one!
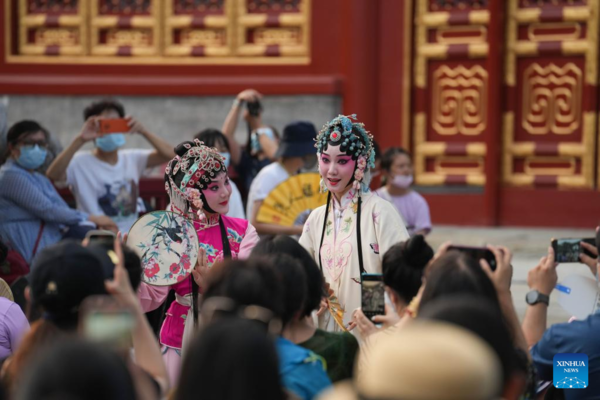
[0,222,44,285]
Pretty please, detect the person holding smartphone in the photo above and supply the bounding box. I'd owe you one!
[137,140,259,385]
[46,99,174,233]
[299,115,409,334]
[3,238,168,397]
[351,235,433,341]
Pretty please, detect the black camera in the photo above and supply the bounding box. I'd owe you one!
[247,100,262,117]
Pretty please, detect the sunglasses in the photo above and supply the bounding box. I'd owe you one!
[201,296,282,335]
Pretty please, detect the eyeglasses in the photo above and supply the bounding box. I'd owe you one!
[201,296,282,335]
[17,139,49,149]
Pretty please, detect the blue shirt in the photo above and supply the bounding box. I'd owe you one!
[276,337,332,400]
[530,313,600,399]
[0,160,87,264]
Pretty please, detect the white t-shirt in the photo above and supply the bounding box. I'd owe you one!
[66,149,151,233]
[246,162,289,220]
[227,180,245,219]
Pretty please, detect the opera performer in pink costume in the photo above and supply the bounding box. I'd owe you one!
[138,140,259,385]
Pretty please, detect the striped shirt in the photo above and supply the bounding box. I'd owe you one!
[0,159,88,264]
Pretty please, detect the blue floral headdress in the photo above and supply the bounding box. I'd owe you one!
[315,114,376,193]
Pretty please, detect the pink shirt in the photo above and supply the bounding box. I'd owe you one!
[375,188,432,236]
[0,297,29,360]
[138,215,259,349]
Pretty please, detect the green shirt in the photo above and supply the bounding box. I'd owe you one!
[298,329,359,383]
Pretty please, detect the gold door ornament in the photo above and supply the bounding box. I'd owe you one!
[10,0,311,64]
[432,65,488,136]
[502,0,597,189]
[522,63,582,135]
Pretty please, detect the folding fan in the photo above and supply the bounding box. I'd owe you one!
[0,278,13,302]
[328,295,348,332]
[256,173,327,226]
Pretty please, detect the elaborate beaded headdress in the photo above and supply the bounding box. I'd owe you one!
[164,139,227,221]
[315,114,376,193]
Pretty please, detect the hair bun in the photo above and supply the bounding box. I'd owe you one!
[174,141,195,157]
[403,234,434,269]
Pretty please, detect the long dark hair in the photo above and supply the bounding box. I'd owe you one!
[420,251,502,311]
[165,141,232,326]
[195,129,230,152]
[14,338,137,400]
[383,235,432,304]
[251,235,324,318]
[202,258,284,321]
[176,317,285,400]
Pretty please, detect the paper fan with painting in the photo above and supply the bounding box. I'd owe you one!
[126,211,199,286]
[256,173,327,227]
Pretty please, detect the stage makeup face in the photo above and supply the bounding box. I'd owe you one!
[319,145,357,198]
[202,172,232,215]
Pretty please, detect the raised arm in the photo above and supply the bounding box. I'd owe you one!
[255,127,278,161]
[105,237,170,394]
[481,246,529,356]
[127,117,174,168]
[46,117,100,182]
[521,247,557,348]
[221,89,263,166]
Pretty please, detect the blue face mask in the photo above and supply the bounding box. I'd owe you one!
[95,133,126,152]
[16,145,47,170]
[219,152,231,169]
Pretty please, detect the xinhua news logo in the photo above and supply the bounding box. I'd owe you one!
[554,354,588,389]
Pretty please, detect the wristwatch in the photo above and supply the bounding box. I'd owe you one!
[525,290,550,306]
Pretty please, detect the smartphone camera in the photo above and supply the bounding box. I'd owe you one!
[80,295,134,350]
[85,230,116,252]
[247,100,262,117]
[551,238,597,263]
[361,273,385,320]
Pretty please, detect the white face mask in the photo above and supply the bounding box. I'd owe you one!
[392,174,413,189]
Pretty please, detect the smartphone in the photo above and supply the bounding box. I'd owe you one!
[247,100,262,117]
[361,273,385,320]
[448,245,497,271]
[80,295,134,349]
[551,238,597,263]
[98,118,130,135]
[85,230,116,251]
